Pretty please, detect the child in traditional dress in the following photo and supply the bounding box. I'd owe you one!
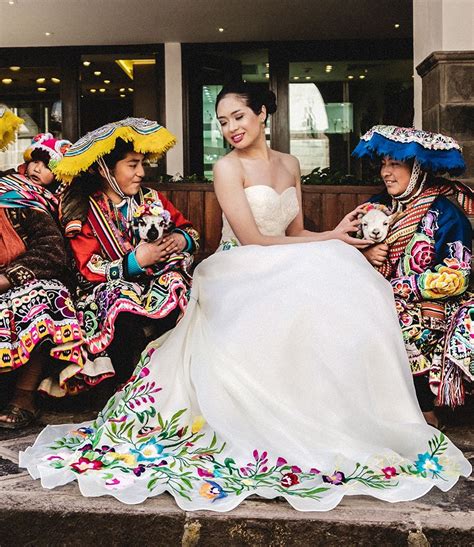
[56,118,199,384]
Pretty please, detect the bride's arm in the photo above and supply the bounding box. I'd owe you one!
[280,158,372,248]
[213,158,370,247]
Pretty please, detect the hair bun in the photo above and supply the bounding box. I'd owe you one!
[264,90,277,115]
[216,82,278,119]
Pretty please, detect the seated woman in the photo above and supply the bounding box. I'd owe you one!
[0,124,83,429]
[55,118,199,384]
[20,85,470,511]
[353,126,473,427]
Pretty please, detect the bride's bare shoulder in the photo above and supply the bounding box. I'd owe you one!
[214,153,241,172]
[213,154,244,188]
[272,150,300,174]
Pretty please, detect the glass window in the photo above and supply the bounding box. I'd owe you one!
[185,46,269,177]
[289,59,413,176]
[80,53,157,134]
[0,64,62,171]
[203,84,225,179]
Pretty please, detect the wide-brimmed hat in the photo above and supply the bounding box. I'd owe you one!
[23,133,72,171]
[0,105,24,151]
[53,117,176,184]
[352,125,465,176]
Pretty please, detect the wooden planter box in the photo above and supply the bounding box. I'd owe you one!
[150,182,383,261]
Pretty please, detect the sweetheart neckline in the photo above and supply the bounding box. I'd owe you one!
[244,185,296,197]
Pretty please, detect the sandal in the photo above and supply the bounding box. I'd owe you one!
[0,404,40,430]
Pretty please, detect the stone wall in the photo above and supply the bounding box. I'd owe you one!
[417,51,474,184]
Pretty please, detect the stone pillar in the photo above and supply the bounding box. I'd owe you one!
[416,52,474,182]
[413,0,474,182]
[164,42,184,177]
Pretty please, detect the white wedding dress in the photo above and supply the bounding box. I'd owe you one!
[20,185,471,511]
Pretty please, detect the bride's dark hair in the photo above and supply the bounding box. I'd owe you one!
[215,81,277,122]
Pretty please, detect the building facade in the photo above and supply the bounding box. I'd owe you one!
[0,0,472,182]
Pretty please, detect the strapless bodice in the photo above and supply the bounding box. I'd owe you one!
[219,185,299,249]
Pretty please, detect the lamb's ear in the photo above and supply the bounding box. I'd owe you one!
[357,212,364,220]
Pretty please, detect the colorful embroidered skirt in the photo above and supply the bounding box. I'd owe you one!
[0,278,83,375]
[77,255,193,356]
[395,291,473,406]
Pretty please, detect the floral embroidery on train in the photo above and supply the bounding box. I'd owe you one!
[40,346,456,504]
[220,238,240,252]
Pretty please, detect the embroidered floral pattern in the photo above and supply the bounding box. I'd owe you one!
[378,195,472,404]
[420,267,466,299]
[220,238,239,251]
[37,348,457,506]
[404,235,435,275]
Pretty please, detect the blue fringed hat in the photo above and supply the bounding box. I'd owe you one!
[352,125,465,176]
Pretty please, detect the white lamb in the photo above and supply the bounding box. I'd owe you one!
[133,202,173,243]
[358,204,398,243]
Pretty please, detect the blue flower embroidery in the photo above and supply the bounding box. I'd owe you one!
[131,439,166,463]
[415,452,443,474]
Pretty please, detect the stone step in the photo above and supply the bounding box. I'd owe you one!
[0,412,472,546]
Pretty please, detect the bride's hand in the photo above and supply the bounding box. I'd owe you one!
[330,206,373,249]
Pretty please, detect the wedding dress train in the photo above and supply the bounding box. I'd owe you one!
[20,185,471,510]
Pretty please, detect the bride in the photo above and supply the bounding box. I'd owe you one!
[20,83,471,511]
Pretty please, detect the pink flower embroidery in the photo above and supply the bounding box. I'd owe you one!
[197,467,215,478]
[409,240,435,274]
[381,466,397,479]
[70,457,104,473]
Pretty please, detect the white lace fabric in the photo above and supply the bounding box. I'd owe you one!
[219,185,299,249]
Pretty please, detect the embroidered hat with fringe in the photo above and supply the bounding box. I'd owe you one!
[0,105,24,151]
[53,117,176,184]
[23,133,72,171]
[352,125,465,176]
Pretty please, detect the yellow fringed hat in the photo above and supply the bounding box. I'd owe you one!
[0,105,24,151]
[53,117,176,184]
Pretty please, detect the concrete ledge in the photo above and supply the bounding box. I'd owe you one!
[0,474,472,546]
[0,412,472,546]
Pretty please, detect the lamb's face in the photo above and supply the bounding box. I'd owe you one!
[136,215,168,243]
[360,209,391,243]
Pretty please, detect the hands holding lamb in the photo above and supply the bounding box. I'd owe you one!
[135,234,187,268]
[133,201,187,268]
[362,243,389,267]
